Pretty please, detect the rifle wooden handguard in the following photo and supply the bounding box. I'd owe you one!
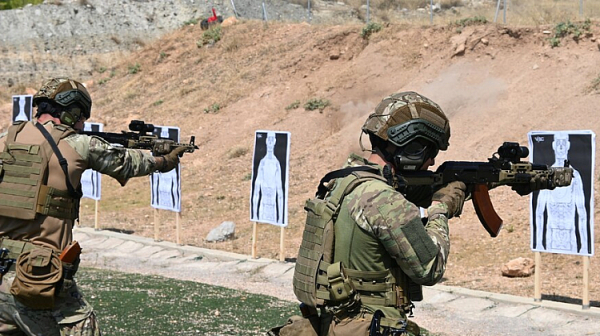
[471,184,503,237]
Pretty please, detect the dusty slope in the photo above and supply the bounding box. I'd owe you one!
[1,19,599,305]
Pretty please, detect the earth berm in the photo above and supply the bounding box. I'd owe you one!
[75,227,600,336]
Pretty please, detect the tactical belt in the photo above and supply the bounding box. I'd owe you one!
[300,258,404,309]
[0,238,46,273]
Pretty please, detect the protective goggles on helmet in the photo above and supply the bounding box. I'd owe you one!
[387,119,448,150]
[54,89,92,119]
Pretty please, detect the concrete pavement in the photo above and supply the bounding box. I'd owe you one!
[74,226,600,336]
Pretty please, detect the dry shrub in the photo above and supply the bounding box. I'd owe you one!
[289,0,309,8]
[440,0,463,10]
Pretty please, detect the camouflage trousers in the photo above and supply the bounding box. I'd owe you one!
[0,273,101,336]
[269,311,419,336]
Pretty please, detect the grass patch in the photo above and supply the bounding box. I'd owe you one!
[77,268,298,336]
[361,22,383,39]
[128,63,141,74]
[198,26,223,47]
[304,98,330,112]
[203,103,221,114]
[285,100,301,111]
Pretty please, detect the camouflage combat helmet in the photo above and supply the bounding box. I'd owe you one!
[362,91,450,151]
[33,77,92,125]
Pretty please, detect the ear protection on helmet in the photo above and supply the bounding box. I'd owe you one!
[59,104,85,127]
[389,139,439,171]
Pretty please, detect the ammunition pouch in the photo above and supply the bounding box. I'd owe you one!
[10,246,63,309]
[0,238,79,309]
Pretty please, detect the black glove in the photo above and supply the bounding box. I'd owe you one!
[511,175,549,196]
[155,147,187,172]
[431,181,467,218]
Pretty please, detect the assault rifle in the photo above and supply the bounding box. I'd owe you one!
[80,120,198,156]
[396,142,573,237]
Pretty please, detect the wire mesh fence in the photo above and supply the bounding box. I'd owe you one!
[226,0,600,26]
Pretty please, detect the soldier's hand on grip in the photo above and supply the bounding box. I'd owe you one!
[432,181,467,218]
[156,147,187,172]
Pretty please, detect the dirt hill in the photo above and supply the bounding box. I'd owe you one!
[1,17,599,306]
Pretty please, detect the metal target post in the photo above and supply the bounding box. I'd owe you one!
[308,0,312,23]
[366,0,370,24]
[580,0,584,17]
[503,0,507,24]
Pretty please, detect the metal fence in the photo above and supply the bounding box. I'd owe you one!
[230,0,600,26]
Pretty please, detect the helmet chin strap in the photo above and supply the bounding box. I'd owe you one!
[359,131,375,153]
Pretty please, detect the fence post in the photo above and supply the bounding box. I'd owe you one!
[230,0,238,18]
[580,0,584,17]
[308,0,312,22]
[494,0,501,23]
[262,1,268,21]
[430,0,433,25]
[503,0,507,24]
[366,0,370,24]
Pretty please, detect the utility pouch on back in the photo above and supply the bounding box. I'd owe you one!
[10,247,63,309]
[327,261,356,303]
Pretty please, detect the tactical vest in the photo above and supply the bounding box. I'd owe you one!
[293,169,415,313]
[0,122,79,220]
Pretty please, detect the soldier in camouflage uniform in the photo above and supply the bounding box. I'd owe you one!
[271,92,467,336]
[0,78,185,335]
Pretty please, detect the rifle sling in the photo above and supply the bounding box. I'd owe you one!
[34,122,82,199]
[316,166,381,197]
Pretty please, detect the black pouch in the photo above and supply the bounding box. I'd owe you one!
[10,247,63,309]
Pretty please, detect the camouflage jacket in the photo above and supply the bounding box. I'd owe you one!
[334,153,450,286]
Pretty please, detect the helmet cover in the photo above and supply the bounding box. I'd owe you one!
[33,78,92,120]
[362,91,450,151]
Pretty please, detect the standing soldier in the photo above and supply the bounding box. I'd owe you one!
[270,92,467,336]
[0,77,185,335]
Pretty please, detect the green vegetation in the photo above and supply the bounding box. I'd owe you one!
[304,98,330,112]
[98,78,110,85]
[204,103,221,113]
[158,51,168,62]
[589,74,600,93]
[550,19,592,47]
[361,22,383,39]
[198,26,223,47]
[97,66,107,74]
[77,268,298,336]
[285,100,301,111]
[152,99,164,106]
[243,173,252,181]
[0,0,43,10]
[454,16,488,27]
[183,18,198,26]
[128,62,141,74]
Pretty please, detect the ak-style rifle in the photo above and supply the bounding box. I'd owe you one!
[396,142,573,237]
[80,120,198,156]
